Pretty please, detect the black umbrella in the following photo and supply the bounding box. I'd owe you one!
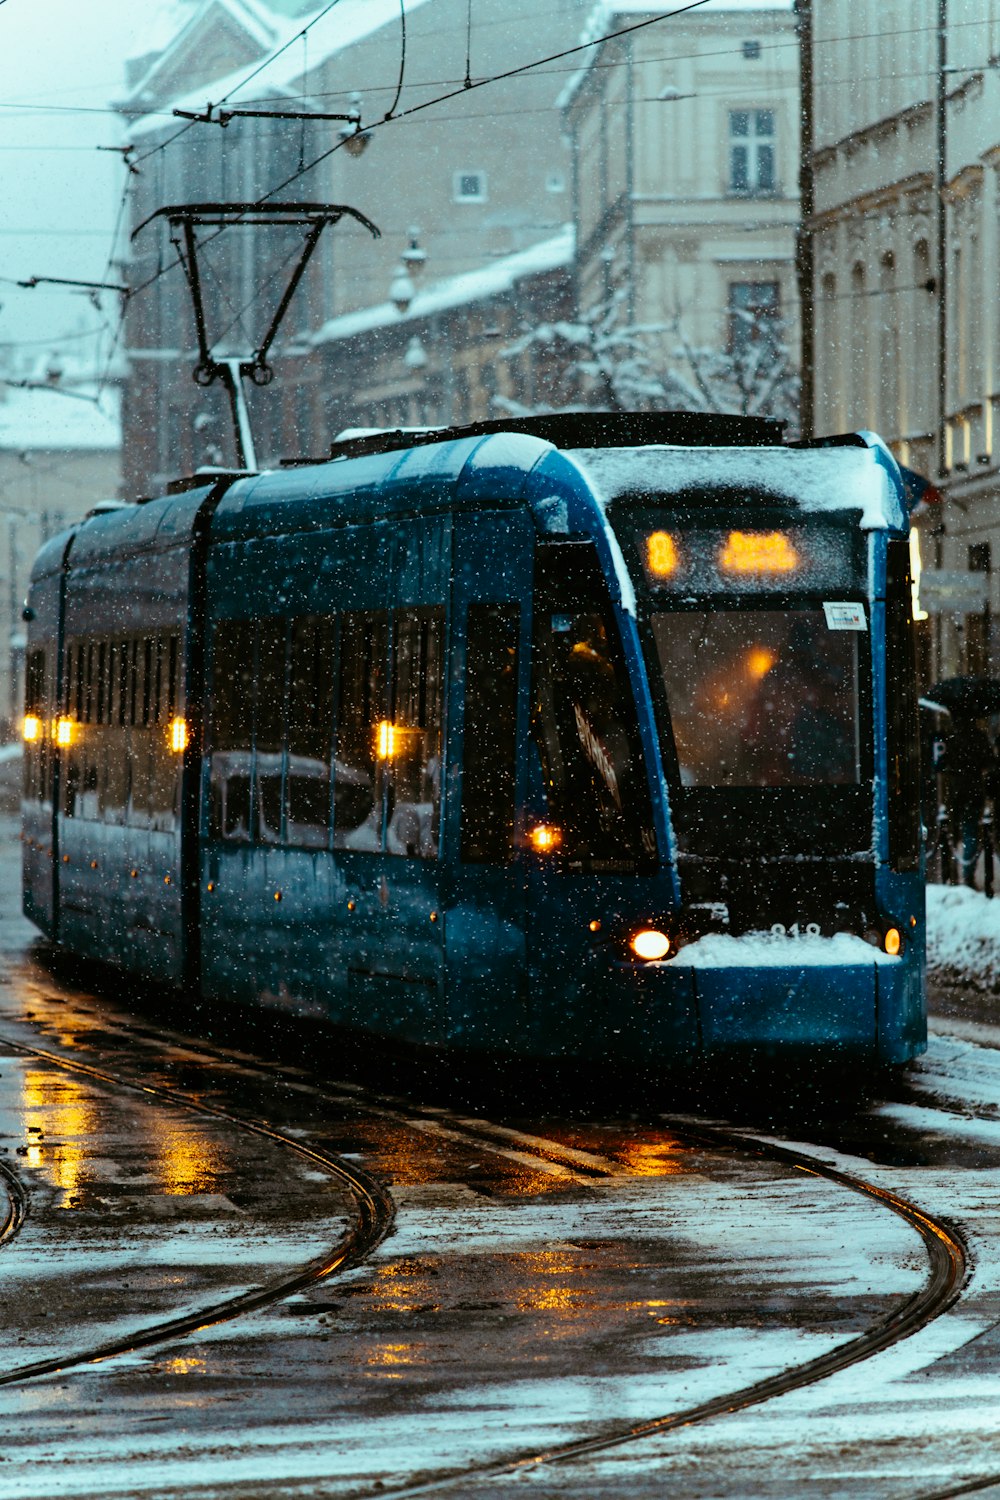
[925,676,1000,718]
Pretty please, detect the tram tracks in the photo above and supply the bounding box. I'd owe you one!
[0,1009,970,1494]
[0,1033,394,1388]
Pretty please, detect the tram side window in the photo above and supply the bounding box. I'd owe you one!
[461,604,519,864]
[209,619,255,840]
[256,618,288,844]
[24,648,46,803]
[286,615,335,849]
[333,611,387,851]
[886,539,921,870]
[387,609,444,858]
[531,547,656,872]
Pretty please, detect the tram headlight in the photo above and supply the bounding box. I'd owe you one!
[169,716,188,753]
[55,717,75,747]
[864,924,904,956]
[631,928,671,961]
[22,715,40,743]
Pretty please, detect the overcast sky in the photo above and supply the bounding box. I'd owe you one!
[0,1,178,369]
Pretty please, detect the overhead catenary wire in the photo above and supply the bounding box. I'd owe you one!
[25,0,964,368]
[133,0,348,166]
[121,0,715,314]
[385,0,406,120]
[465,0,473,90]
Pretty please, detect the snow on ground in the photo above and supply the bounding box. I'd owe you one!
[926,882,1000,991]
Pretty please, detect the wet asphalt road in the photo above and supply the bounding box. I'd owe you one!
[0,815,999,1496]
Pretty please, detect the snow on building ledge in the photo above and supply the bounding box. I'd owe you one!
[557,0,796,113]
[309,228,574,349]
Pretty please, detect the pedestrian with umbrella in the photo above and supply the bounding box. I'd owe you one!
[929,678,1000,888]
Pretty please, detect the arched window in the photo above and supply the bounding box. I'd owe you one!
[879,252,900,438]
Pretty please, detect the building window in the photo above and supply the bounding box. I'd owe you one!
[728,281,780,352]
[454,170,487,203]
[729,109,775,194]
[742,40,761,59]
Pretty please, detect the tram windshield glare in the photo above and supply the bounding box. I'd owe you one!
[651,608,863,788]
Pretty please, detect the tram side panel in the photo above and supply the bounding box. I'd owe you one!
[54,501,195,984]
[199,512,452,1043]
[873,535,926,1063]
[22,534,72,936]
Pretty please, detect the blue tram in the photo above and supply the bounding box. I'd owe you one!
[21,413,925,1065]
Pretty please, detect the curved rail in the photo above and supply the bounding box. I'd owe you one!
[0,1022,967,1490]
[0,1035,394,1387]
[0,1157,27,1248]
[344,1111,967,1498]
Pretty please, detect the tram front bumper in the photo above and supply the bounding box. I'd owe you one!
[604,940,922,1063]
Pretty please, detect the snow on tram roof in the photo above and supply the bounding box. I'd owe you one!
[566,443,905,531]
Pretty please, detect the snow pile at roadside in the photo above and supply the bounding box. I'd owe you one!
[926,883,1000,989]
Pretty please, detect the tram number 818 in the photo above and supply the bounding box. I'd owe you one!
[771,922,822,938]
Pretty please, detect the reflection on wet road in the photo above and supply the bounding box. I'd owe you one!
[0,818,995,1497]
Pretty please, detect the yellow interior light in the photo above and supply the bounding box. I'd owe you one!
[376,720,397,759]
[884,927,902,956]
[631,929,671,961]
[746,646,777,680]
[720,531,799,575]
[55,717,74,747]
[22,715,41,743]
[529,823,562,854]
[646,530,679,578]
[169,716,188,753]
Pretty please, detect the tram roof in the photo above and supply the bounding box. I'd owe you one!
[34,419,906,583]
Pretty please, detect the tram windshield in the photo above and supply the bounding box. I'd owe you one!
[651,608,862,787]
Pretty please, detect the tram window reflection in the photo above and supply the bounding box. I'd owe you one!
[461,603,519,864]
[286,615,335,849]
[386,609,443,859]
[209,619,255,840]
[333,611,385,850]
[531,603,655,872]
[652,609,861,787]
[255,619,287,844]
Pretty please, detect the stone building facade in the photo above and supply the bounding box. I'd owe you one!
[560,0,800,420]
[808,0,1000,678]
[120,0,589,494]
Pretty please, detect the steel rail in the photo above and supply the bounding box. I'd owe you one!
[339,1112,967,1498]
[0,1034,394,1387]
[0,1013,968,1490]
[0,1157,27,1248]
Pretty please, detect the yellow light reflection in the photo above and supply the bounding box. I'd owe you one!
[746,646,777,680]
[646,530,679,578]
[613,1137,690,1177]
[367,1261,440,1313]
[55,717,75,747]
[169,716,188,753]
[155,1124,227,1196]
[514,1251,596,1317]
[164,1357,206,1375]
[367,1343,417,1367]
[22,715,41,743]
[20,1067,97,1203]
[720,530,799,575]
[376,720,397,759]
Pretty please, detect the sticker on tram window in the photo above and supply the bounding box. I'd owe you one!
[822,601,867,631]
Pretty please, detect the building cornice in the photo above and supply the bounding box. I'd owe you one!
[808,173,933,232]
[812,98,932,169]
